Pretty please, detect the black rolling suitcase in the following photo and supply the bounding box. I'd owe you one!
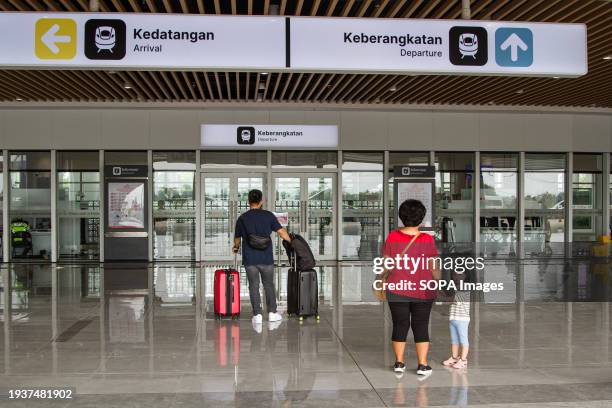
[284,240,319,321]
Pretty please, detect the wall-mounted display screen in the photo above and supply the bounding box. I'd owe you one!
[107,182,145,229]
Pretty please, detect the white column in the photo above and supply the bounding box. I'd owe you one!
[337,151,343,261]
[602,153,610,237]
[51,266,58,372]
[517,152,525,301]
[383,151,389,241]
[99,150,104,262]
[474,152,480,243]
[567,302,573,365]
[518,152,525,258]
[99,268,106,373]
[148,265,154,373]
[195,150,201,262]
[3,150,9,262]
[3,269,11,373]
[565,152,573,245]
[267,149,273,211]
[51,150,57,263]
[148,150,153,262]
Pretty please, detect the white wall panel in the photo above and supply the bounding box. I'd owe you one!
[150,110,199,149]
[433,112,478,150]
[232,110,269,124]
[388,111,433,150]
[523,113,572,151]
[572,114,611,152]
[198,109,234,125]
[100,110,150,149]
[51,110,102,149]
[478,112,526,151]
[3,109,53,149]
[340,111,388,149]
[268,110,306,124]
[0,107,609,152]
[0,111,6,147]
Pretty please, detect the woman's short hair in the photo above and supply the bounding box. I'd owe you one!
[398,199,426,227]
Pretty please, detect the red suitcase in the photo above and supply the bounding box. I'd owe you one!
[214,257,241,319]
[215,321,240,367]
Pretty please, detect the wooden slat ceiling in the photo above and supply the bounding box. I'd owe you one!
[0,0,611,108]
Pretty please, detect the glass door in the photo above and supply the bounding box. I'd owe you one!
[201,173,265,261]
[273,174,336,261]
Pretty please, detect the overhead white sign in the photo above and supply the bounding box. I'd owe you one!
[0,13,286,69]
[0,13,587,77]
[201,124,338,148]
[290,18,587,77]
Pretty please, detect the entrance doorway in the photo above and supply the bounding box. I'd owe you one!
[273,174,336,261]
[201,173,266,260]
[200,172,336,261]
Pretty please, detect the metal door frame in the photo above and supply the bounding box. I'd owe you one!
[200,172,267,261]
[272,172,337,261]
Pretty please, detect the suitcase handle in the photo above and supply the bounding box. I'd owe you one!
[234,253,238,270]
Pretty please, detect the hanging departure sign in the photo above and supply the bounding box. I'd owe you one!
[289,18,587,77]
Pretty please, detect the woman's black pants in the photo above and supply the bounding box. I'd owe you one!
[388,300,433,343]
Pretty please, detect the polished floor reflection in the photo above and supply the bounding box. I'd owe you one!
[0,262,610,407]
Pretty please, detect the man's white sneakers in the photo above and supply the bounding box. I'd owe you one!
[268,312,283,322]
[268,321,282,331]
[252,321,262,333]
[252,314,263,325]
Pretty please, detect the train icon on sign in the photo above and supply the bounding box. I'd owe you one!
[237,126,256,145]
[458,33,479,58]
[95,26,117,52]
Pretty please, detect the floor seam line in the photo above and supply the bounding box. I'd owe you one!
[321,314,389,407]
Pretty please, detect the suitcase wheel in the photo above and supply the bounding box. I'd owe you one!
[316,315,320,321]
[298,316,304,321]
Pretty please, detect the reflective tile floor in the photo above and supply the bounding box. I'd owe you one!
[0,262,610,407]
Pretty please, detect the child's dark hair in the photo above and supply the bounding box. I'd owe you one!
[398,199,426,227]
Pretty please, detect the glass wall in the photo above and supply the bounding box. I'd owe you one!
[57,151,100,260]
[153,151,196,260]
[435,152,473,245]
[572,153,602,242]
[9,151,52,260]
[480,153,518,257]
[272,151,337,168]
[342,152,383,260]
[201,151,267,169]
[0,149,609,262]
[524,153,566,256]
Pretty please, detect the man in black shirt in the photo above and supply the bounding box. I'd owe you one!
[233,189,291,327]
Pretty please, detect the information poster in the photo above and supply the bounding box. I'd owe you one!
[108,182,145,229]
[273,212,289,227]
[396,181,433,228]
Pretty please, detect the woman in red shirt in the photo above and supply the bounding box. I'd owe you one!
[383,199,440,376]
